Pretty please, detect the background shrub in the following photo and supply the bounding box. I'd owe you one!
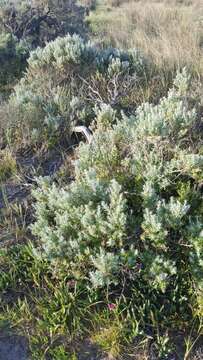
[0,32,29,94]
[0,0,89,94]
[3,34,147,147]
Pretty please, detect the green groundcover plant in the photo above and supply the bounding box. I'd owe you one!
[29,69,203,356]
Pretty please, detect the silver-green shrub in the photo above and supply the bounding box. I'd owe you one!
[6,34,147,146]
[32,70,203,304]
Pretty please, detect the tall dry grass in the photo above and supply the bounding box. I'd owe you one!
[88,0,203,78]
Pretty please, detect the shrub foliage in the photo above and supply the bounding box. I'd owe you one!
[32,69,203,335]
[0,0,88,47]
[0,0,88,92]
[4,34,147,146]
[0,31,29,92]
[0,26,202,356]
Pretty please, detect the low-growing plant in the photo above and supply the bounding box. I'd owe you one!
[30,69,203,356]
[0,0,91,94]
[2,33,147,148]
[0,148,17,182]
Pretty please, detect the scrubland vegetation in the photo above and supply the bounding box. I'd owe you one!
[86,0,203,76]
[0,0,202,359]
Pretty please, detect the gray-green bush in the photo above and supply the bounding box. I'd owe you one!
[32,70,203,310]
[3,34,147,147]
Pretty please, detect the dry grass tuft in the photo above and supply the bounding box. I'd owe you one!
[88,0,203,77]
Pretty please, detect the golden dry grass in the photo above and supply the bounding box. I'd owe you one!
[87,0,203,77]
